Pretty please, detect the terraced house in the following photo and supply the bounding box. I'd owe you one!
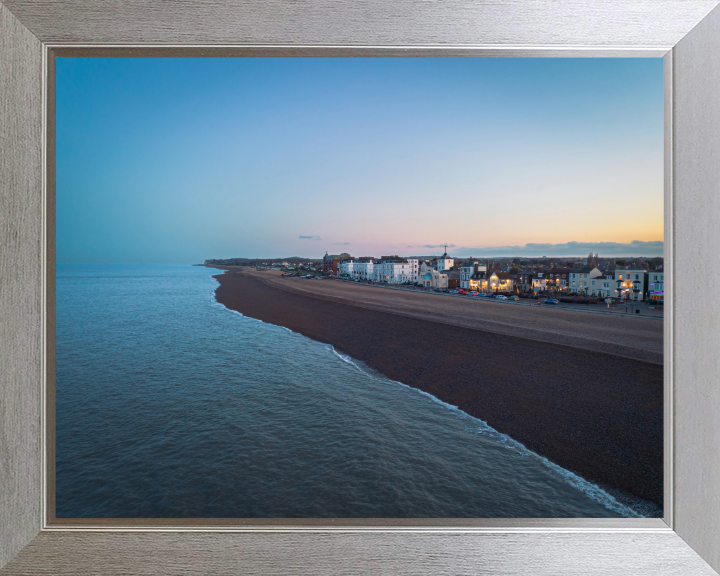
[569,266,602,294]
[352,257,375,280]
[588,276,614,298]
[516,271,533,292]
[372,256,419,283]
[614,269,647,301]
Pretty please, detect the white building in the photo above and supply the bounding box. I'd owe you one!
[437,251,454,272]
[421,269,448,289]
[337,258,355,277]
[569,266,602,293]
[352,258,375,280]
[648,271,664,301]
[419,261,434,280]
[372,256,419,283]
[614,269,647,301]
[588,276,613,298]
[532,271,548,292]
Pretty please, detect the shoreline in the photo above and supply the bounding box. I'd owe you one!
[209,265,664,512]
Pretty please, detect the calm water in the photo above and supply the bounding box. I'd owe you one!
[56,264,645,518]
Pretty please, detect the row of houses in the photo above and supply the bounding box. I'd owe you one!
[323,252,665,301]
[334,255,420,283]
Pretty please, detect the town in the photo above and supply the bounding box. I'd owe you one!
[206,248,664,307]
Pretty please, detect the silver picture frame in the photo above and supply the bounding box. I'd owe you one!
[1,1,719,573]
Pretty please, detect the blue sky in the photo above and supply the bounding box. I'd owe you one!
[56,57,664,263]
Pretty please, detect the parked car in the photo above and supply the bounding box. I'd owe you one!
[545,298,560,305]
[443,289,451,293]
[496,295,508,301]
[509,295,520,301]
[487,294,497,299]
[433,288,442,292]
[478,293,487,297]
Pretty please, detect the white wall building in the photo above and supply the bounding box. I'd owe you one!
[372,257,419,283]
[352,258,375,280]
[532,272,547,292]
[588,276,613,298]
[614,269,647,301]
[421,269,448,289]
[437,252,454,272]
[419,261,433,280]
[337,259,355,277]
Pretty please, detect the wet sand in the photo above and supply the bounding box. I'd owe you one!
[210,266,664,512]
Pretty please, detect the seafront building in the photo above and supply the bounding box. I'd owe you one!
[445,269,461,289]
[437,251,454,272]
[545,268,571,292]
[421,269,448,289]
[588,276,614,298]
[353,258,375,280]
[516,271,533,292]
[460,259,487,290]
[314,249,663,302]
[323,251,351,275]
[648,270,664,301]
[569,266,602,294]
[490,272,515,293]
[532,271,548,292]
[419,261,434,278]
[614,269,647,301]
[372,256,419,283]
[337,258,355,277]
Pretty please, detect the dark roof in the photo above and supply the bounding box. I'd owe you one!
[570,266,594,273]
[496,272,513,279]
[461,259,478,267]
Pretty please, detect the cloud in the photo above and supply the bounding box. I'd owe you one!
[299,235,322,240]
[333,242,351,245]
[415,244,456,249]
[453,240,664,257]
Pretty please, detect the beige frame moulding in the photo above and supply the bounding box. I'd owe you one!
[1,1,719,574]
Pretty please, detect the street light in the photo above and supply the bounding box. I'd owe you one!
[615,279,627,313]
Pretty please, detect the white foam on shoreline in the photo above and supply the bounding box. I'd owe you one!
[329,347,650,518]
[208,272,656,519]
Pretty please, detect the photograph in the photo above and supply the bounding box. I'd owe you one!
[55,56,664,519]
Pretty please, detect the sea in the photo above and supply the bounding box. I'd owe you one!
[55,264,653,518]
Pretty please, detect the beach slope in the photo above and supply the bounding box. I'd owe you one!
[211,266,664,512]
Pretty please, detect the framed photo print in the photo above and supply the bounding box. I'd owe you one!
[1,1,719,574]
